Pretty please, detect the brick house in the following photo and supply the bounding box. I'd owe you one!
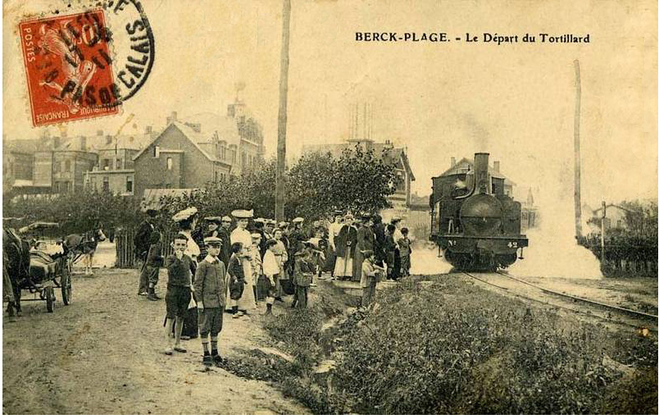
[132,121,234,199]
[132,107,265,199]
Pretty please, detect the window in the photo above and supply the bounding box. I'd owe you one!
[126,176,133,193]
[53,162,60,173]
[64,160,71,172]
[167,157,173,170]
[116,158,122,169]
[102,176,109,192]
[214,171,218,183]
[103,159,110,170]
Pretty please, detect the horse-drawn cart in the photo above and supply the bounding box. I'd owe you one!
[4,221,72,314]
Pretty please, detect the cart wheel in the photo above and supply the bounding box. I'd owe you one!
[46,287,54,313]
[61,265,72,306]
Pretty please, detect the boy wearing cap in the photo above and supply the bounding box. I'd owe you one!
[193,237,227,366]
[164,234,194,355]
[292,243,315,309]
[360,250,386,308]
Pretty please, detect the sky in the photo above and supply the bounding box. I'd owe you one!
[3,0,657,209]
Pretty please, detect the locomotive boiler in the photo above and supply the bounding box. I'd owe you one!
[429,152,528,271]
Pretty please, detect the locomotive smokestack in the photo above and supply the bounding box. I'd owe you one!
[473,152,491,194]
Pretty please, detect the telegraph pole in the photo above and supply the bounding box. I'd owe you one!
[275,0,292,222]
[601,201,606,268]
[573,60,583,238]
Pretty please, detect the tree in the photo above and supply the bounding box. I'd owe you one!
[155,144,400,225]
[332,145,399,215]
[3,190,143,236]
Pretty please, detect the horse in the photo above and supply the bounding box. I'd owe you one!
[2,227,30,317]
[64,227,107,275]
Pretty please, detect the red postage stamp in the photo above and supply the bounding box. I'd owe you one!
[19,9,120,127]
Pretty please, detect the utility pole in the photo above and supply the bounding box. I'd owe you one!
[601,200,606,268]
[275,0,292,222]
[573,60,583,238]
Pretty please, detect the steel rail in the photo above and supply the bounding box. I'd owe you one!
[498,272,658,322]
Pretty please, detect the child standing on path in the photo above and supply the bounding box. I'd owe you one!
[360,250,386,308]
[193,237,227,367]
[262,239,279,315]
[292,243,315,309]
[227,243,246,319]
[164,234,194,355]
[398,227,413,277]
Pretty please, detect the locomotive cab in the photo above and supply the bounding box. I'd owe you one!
[430,153,528,271]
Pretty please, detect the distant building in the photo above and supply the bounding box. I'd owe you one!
[4,99,265,201]
[132,120,233,198]
[586,204,630,233]
[132,104,265,199]
[84,130,154,196]
[302,138,415,221]
[3,138,41,195]
[407,193,431,239]
[439,156,515,197]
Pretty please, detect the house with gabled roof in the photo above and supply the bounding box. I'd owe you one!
[132,120,234,199]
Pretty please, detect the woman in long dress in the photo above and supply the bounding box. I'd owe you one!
[333,213,358,280]
[228,210,257,316]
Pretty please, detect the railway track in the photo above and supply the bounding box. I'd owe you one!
[460,271,658,333]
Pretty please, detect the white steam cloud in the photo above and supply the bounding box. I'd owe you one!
[409,242,453,275]
[509,186,602,280]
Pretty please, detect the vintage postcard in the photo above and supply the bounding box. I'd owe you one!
[2,0,657,415]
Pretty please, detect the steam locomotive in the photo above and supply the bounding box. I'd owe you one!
[429,152,528,271]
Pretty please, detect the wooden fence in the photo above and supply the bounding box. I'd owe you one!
[115,229,177,268]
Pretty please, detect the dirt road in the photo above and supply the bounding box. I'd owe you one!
[3,269,309,415]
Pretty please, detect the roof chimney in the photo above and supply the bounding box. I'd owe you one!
[450,157,456,167]
[79,136,87,150]
[493,161,500,173]
[166,111,178,125]
[145,125,152,134]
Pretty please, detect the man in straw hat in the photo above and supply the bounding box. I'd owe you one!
[172,207,201,340]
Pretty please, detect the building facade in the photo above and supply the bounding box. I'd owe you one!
[132,122,233,199]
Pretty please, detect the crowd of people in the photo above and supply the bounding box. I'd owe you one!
[132,207,413,365]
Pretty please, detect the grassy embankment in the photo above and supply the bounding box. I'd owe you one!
[223,276,658,414]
